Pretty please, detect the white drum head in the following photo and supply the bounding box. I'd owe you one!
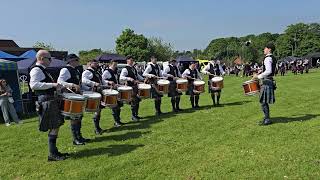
[211,77,223,82]
[118,86,133,91]
[63,93,86,100]
[194,80,205,85]
[176,79,188,84]
[138,83,151,89]
[82,91,102,98]
[102,89,119,95]
[157,79,170,85]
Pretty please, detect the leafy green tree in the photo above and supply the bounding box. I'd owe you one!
[148,37,174,62]
[116,28,150,62]
[33,41,55,51]
[78,48,105,65]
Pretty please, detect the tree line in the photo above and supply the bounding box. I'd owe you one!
[34,22,320,64]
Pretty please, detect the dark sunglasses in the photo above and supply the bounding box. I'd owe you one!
[44,57,52,61]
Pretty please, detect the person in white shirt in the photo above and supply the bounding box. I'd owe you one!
[143,56,164,116]
[253,42,277,126]
[120,56,144,121]
[29,50,68,161]
[163,59,183,112]
[182,62,203,108]
[58,54,90,145]
[202,60,225,106]
[102,60,124,127]
[81,59,106,135]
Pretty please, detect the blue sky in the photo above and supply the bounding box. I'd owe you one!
[1,0,319,53]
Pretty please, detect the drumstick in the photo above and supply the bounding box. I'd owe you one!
[66,87,76,94]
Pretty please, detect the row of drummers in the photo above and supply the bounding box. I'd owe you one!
[60,58,226,122]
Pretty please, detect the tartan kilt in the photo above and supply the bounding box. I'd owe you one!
[259,79,275,104]
[37,95,64,132]
[186,82,200,96]
[151,85,163,99]
[168,81,182,97]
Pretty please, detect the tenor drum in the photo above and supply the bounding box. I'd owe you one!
[118,86,133,103]
[242,80,260,96]
[176,79,188,92]
[61,93,86,118]
[101,89,119,107]
[193,80,205,93]
[211,77,224,90]
[82,91,102,112]
[138,83,151,99]
[157,79,170,94]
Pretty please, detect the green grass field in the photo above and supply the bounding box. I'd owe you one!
[1,70,320,179]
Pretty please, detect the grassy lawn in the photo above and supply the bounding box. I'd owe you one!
[1,69,320,179]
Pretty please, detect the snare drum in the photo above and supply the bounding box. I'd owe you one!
[157,79,170,94]
[61,93,86,118]
[82,91,102,112]
[176,79,188,92]
[211,77,224,90]
[193,80,205,93]
[118,86,133,103]
[101,89,119,107]
[138,83,151,99]
[243,80,260,95]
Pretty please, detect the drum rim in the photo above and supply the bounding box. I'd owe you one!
[176,79,188,83]
[211,77,224,82]
[157,79,170,84]
[138,83,152,89]
[63,93,86,100]
[118,86,133,90]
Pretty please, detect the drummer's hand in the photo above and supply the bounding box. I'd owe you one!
[108,81,115,86]
[94,82,100,87]
[73,85,80,92]
[128,77,134,82]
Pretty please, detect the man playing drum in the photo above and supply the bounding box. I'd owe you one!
[163,59,183,112]
[253,42,277,126]
[102,60,124,127]
[120,56,145,121]
[202,59,225,106]
[143,56,163,116]
[29,50,69,161]
[57,54,90,145]
[82,59,108,135]
[182,62,203,109]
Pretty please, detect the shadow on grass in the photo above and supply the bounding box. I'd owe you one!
[219,100,252,107]
[73,144,144,158]
[91,131,151,143]
[271,114,320,124]
[108,105,213,133]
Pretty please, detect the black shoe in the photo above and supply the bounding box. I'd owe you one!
[195,105,200,108]
[156,111,163,116]
[259,119,272,126]
[114,122,122,127]
[73,139,85,145]
[131,116,139,122]
[173,109,178,113]
[48,154,66,161]
[177,108,182,112]
[95,128,103,135]
[135,115,143,119]
[56,151,70,158]
[79,137,91,143]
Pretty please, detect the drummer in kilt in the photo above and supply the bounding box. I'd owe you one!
[163,59,182,112]
[102,60,124,127]
[182,62,203,108]
[58,54,90,145]
[253,42,277,126]
[29,50,69,161]
[120,56,145,121]
[82,59,108,135]
[143,56,163,116]
[202,59,225,106]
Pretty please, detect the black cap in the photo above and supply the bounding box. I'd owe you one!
[265,42,276,52]
[169,58,177,63]
[66,54,79,63]
[126,55,133,60]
